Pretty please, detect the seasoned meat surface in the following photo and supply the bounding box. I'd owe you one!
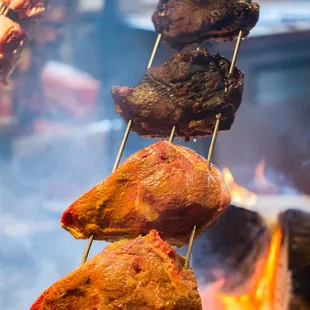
[113,49,244,140]
[30,230,202,310]
[1,0,48,18]
[152,0,260,50]
[61,141,231,247]
[0,15,27,85]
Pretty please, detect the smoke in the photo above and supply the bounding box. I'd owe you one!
[216,97,310,195]
[0,120,121,309]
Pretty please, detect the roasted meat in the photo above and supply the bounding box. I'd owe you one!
[61,141,231,247]
[1,0,48,18]
[0,15,27,85]
[31,230,202,310]
[152,0,260,50]
[113,49,244,140]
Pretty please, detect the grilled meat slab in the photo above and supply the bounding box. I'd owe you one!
[61,141,231,247]
[30,230,202,310]
[0,15,27,85]
[113,49,244,140]
[152,0,260,50]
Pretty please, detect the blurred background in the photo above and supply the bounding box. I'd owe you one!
[0,0,310,309]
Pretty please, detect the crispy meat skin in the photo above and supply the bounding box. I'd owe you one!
[61,141,231,247]
[152,0,260,50]
[113,49,244,140]
[31,230,202,310]
[1,0,47,18]
[0,15,26,85]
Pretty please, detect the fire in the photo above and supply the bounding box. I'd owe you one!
[222,168,257,208]
[253,160,278,194]
[201,228,283,310]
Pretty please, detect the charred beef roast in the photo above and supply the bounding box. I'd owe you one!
[30,230,202,310]
[152,0,260,50]
[61,141,231,247]
[112,49,244,140]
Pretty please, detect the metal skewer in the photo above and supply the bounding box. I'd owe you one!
[183,30,244,269]
[81,34,163,264]
[0,3,9,15]
[82,30,244,265]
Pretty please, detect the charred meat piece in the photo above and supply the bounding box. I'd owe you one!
[152,0,260,50]
[61,141,231,247]
[1,0,49,18]
[0,15,27,85]
[192,205,270,292]
[31,230,202,310]
[113,49,244,140]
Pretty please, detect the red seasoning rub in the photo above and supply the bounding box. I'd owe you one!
[30,230,202,310]
[0,15,27,85]
[1,0,48,18]
[61,141,231,247]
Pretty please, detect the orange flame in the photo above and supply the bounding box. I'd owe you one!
[222,168,257,208]
[254,160,278,194]
[201,228,283,310]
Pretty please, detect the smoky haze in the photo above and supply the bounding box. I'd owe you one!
[0,119,126,309]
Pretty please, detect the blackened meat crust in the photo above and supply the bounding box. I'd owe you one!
[152,0,260,50]
[112,49,244,140]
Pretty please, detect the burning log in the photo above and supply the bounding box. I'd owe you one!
[281,209,310,309]
[192,205,270,292]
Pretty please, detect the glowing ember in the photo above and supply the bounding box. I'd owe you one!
[201,228,283,310]
[222,168,257,208]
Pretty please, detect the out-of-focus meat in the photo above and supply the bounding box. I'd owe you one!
[112,49,244,140]
[30,230,202,310]
[61,141,231,247]
[0,15,27,85]
[1,0,48,18]
[152,0,260,50]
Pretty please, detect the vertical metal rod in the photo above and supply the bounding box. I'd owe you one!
[147,34,162,69]
[3,6,9,15]
[184,32,243,268]
[229,30,243,74]
[168,126,176,143]
[112,120,132,171]
[184,226,196,269]
[207,113,222,168]
[81,235,94,265]
[81,34,162,264]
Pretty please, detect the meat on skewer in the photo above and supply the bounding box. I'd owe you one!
[1,0,49,18]
[152,0,260,50]
[113,49,244,140]
[0,15,27,85]
[61,141,231,247]
[30,230,202,310]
